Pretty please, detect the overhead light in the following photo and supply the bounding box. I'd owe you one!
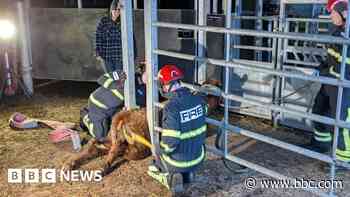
[0,20,16,40]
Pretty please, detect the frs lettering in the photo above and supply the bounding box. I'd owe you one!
[180,105,204,123]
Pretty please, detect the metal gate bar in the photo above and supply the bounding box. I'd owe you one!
[120,0,136,108]
[255,0,263,61]
[144,0,350,196]
[196,0,209,84]
[330,1,350,195]
[223,0,232,162]
[153,22,350,44]
[144,0,159,157]
[154,49,350,88]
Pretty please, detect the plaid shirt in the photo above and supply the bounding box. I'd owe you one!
[95,16,123,66]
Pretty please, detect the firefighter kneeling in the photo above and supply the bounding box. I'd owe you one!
[80,70,146,142]
[147,64,207,193]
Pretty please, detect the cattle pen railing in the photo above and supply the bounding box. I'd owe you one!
[137,0,350,196]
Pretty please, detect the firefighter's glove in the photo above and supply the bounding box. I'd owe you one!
[96,56,104,62]
[317,60,329,76]
[318,60,327,70]
[112,70,127,88]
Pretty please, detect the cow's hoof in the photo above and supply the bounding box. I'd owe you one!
[100,162,112,176]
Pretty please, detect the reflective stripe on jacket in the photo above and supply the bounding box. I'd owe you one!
[160,87,207,173]
[325,27,350,79]
[86,72,147,140]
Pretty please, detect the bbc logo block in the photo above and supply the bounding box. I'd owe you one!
[8,168,102,183]
[24,169,40,183]
[8,169,56,183]
[41,169,56,183]
[8,169,22,183]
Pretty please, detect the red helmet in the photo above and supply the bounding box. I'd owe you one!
[157,64,184,85]
[327,0,348,12]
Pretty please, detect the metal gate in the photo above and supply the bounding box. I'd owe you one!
[278,16,330,131]
[143,0,350,196]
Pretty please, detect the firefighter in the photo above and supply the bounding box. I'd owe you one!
[306,0,350,165]
[80,70,146,142]
[147,64,207,193]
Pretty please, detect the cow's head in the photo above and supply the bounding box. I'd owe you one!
[201,79,222,114]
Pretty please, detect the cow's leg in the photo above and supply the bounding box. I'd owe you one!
[101,127,127,175]
[62,138,107,171]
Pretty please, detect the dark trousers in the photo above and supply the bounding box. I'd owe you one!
[312,84,350,162]
[79,106,112,141]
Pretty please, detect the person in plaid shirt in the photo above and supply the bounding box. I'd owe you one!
[95,0,123,72]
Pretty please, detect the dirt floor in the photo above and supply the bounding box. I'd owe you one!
[0,81,349,197]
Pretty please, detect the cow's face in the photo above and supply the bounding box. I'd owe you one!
[202,79,222,114]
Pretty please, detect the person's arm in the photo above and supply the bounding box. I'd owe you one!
[160,103,181,155]
[95,18,106,57]
[97,71,127,90]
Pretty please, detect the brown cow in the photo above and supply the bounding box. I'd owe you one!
[62,108,150,175]
[62,80,221,175]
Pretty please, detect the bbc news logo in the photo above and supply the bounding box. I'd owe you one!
[8,169,103,183]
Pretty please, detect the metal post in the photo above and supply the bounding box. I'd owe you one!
[310,4,320,35]
[213,0,218,13]
[194,0,198,81]
[223,0,232,158]
[233,0,241,59]
[120,0,136,108]
[229,0,241,118]
[195,0,198,13]
[267,20,273,62]
[17,1,33,95]
[222,0,226,15]
[270,17,278,120]
[294,22,300,47]
[133,0,138,9]
[206,0,211,15]
[24,0,32,66]
[145,0,159,156]
[304,21,310,56]
[255,0,263,61]
[303,21,310,62]
[330,2,350,196]
[77,0,82,8]
[280,20,290,118]
[273,1,286,127]
[197,0,208,84]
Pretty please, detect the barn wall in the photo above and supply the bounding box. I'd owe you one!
[30,9,224,82]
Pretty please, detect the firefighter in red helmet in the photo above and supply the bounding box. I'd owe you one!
[305,0,350,169]
[147,64,207,193]
[327,0,348,26]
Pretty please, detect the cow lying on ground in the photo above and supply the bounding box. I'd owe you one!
[62,80,222,175]
[62,108,150,174]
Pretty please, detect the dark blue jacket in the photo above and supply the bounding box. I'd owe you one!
[86,72,146,140]
[323,26,350,80]
[160,87,207,173]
